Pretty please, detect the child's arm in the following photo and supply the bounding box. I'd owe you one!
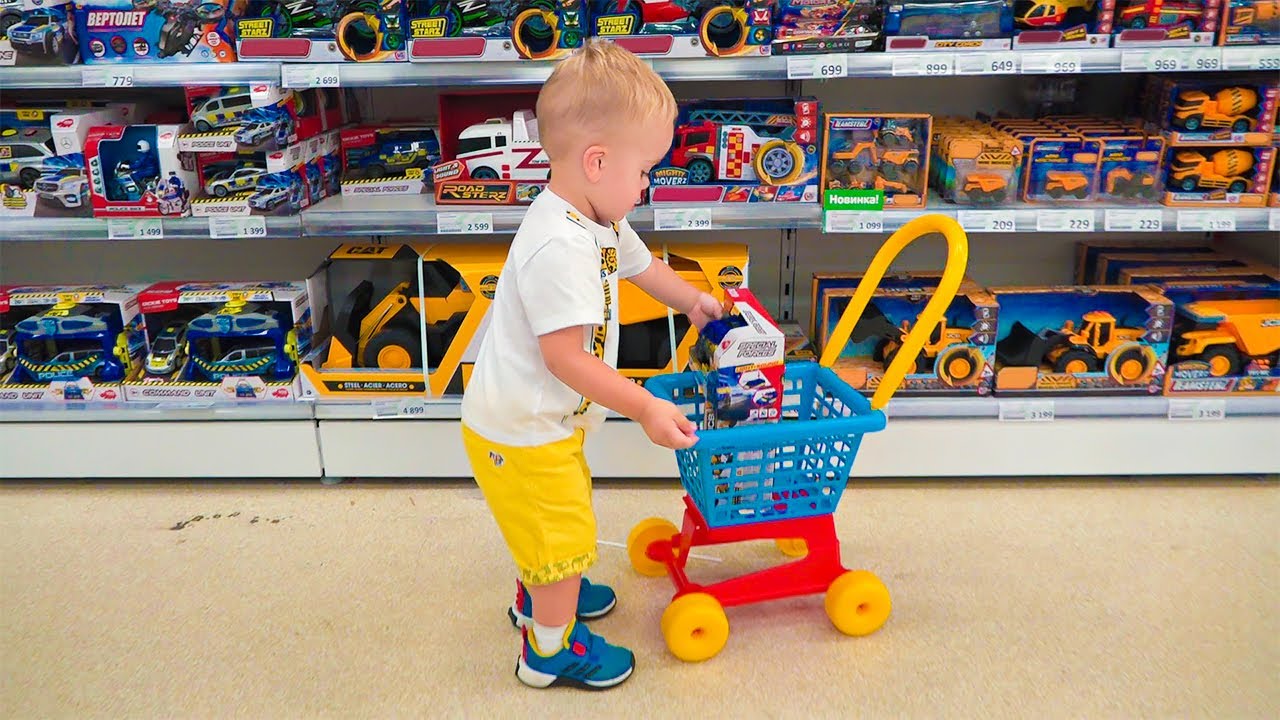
[627,261,724,329]
[539,327,698,450]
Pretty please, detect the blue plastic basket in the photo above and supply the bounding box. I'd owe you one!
[645,361,887,529]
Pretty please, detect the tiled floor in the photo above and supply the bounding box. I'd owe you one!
[1,478,1276,719]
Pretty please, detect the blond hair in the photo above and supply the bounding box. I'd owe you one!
[536,40,677,160]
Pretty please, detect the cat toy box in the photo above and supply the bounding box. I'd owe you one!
[75,0,241,63]
[691,287,785,430]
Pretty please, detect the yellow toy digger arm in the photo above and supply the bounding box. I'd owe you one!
[818,214,969,410]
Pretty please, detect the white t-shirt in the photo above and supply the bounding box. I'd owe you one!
[461,190,653,447]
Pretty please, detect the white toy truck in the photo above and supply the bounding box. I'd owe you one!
[454,110,550,182]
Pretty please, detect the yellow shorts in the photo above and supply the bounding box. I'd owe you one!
[462,425,597,586]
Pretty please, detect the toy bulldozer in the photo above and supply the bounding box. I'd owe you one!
[998,310,1157,383]
[850,304,984,387]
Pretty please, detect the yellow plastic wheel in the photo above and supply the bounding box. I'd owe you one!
[775,538,808,557]
[661,592,730,662]
[825,570,891,637]
[626,517,678,577]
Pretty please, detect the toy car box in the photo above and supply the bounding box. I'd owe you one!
[1117,266,1280,285]
[1219,0,1280,44]
[1159,144,1275,206]
[339,124,440,197]
[930,118,1022,205]
[1,0,79,66]
[0,284,145,403]
[883,0,1014,51]
[75,0,241,63]
[85,123,198,218]
[1,108,127,219]
[1011,0,1113,48]
[771,0,882,54]
[1111,0,1220,45]
[188,137,316,217]
[124,281,312,403]
[406,0,586,61]
[1074,238,1215,284]
[589,0,773,58]
[1093,131,1163,204]
[1154,280,1280,395]
[650,98,820,204]
[1144,77,1279,146]
[1095,252,1255,284]
[179,86,342,153]
[821,113,931,209]
[691,287,784,430]
[432,90,547,206]
[1020,134,1102,203]
[992,285,1173,395]
[812,273,997,396]
[235,0,407,62]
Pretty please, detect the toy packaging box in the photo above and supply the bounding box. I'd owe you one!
[1118,266,1280,285]
[930,117,1022,205]
[0,284,145,404]
[1074,238,1215,284]
[179,86,343,153]
[235,0,407,62]
[821,113,931,209]
[187,132,332,217]
[1011,0,1113,48]
[1,0,80,66]
[1020,134,1102,203]
[1111,0,1220,45]
[75,0,241,63]
[339,124,441,197]
[883,0,1014,51]
[691,287,784,430]
[1159,144,1275,206]
[1220,0,1280,44]
[85,123,198,218]
[772,0,882,54]
[406,0,586,61]
[812,273,998,396]
[1143,76,1279,146]
[588,0,773,58]
[124,281,312,403]
[300,242,507,399]
[1095,251,1255,284]
[1154,280,1280,395]
[431,90,548,205]
[1,107,128,219]
[992,285,1173,395]
[650,98,820,204]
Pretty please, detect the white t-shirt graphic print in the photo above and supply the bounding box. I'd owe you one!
[461,190,653,447]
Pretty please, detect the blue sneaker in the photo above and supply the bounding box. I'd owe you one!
[508,577,617,628]
[516,621,635,690]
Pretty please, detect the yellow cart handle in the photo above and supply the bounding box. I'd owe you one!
[817,214,970,410]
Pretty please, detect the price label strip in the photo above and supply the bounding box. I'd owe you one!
[1223,46,1280,71]
[955,53,1019,75]
[82,67,135,88]
[1104,209,1163,232]
[282,65,341,88]
[786,54,847,80]
[208,216,268,239]
[373,398,429,419]
[107,218,164,240]
[1270,210,1280,233]
[957,210,1016,233]
[1036,209,1094,233]
[1021,51,1083,74]
[1176,210,1236,233]
[824,211,884,234]
[437,212,494,234]
[1167,399,1226,422]
[999,400,1055,423]
[891,55,954,77]
[653,208,713,231]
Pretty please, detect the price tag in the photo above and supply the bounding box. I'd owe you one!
[653,208,713,231]
[437,212,493,234]
[1022,52,1082,74]
[1177,210,1236,233]
[955,53,1018,75]
[957,210,1016,233]
[82,68,136,88]
[999,400,1055,423]
[1167,398,1226,422]
[1122,49,1180,72]
[892,55,954,77]
[373,398,429,419]
[107,218,163,240]
[1104,209,1163,232]
[1270,210,1280,233]
[824,211,884,233]
[1036,209,1094,233]
[1186,48,1222,72]
[208,216,268,239]
[1223,46,1280,71]
[786,54,847,80]
[282,65,340,88]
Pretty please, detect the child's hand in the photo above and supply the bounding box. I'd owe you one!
[639,398,698,450]
[687,292,724,330]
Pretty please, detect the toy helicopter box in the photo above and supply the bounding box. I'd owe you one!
[431,90,548,205]
[649,97,821,204]
[85,123,198,218]
[1074,238,1215,284]
[0,0,80,66]
[813,273,997,396]
[883,0,1014,51]
[406,0,586,61]
[339,124,441,197]
[0,284,145,404]
[124,281,311,403]
[299,242,508,399]
[1159,144,1274,206]
[691,287,784,430]
[1112,0,1220,46]
[75,0,242,63]
[588,0,772,58]
[236,0,407,62]
[179,86,342,153]
[992,285,1173,395]
[820,113,931,209]
[1010,0,1113,49]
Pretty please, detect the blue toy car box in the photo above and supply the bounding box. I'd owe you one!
[85,123,198,217]
[1,0,79,66]
[125,280,312,402]
[75,0,241,63]
[690,287,785,430]
[0,284,146,403]
[339,123,440,197]
[179,85,342,153]
[588,0,773,58]
[406,0,586,61]
[883,0,1013,51]
[235,0,407,62]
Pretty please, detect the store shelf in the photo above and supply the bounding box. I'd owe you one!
[3,46,1276,90]
[0,214,303,242]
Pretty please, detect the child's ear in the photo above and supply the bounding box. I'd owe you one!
[582,145,606,183]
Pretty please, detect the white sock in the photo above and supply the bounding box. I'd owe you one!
[531,622,568,655]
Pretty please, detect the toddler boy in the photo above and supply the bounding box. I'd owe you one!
[460,40,722,690]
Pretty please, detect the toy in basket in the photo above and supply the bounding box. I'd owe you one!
[632,214,969,662]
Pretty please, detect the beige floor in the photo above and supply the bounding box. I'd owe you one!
[1,479,1277,719]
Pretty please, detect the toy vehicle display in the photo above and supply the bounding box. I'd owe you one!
[143,322,188,376]
[0,327,15,376]
[822,114,930,208]
[884,0,1015,50]
[76,0,239,63]
[1115,0,1203,28]
[7,6,70,56]
[455,110,547,182]
[1168,148,1254,193]
[181,300,298,382]
[10,302,131,383]
[0,127,58,189]
[1044,169,1090,198]
[236,0,408,62]
[588,0,773,58]
[1105,167,1158,200]
[86,124,200,218]
[1170,298,1280,377]
[406,0,586,61]
[206,165,267,196]
[999,311,1157,381]
[772,0,882,53]
[189,91,256,132]
[248,172,302,211]
[344,131,440,180]
[962,174,1010,202]
[234,107,296,148]
[33,153,90,210]
[1220,0,1280,44]
[0,0,23,38]
[1173,88,1259,133]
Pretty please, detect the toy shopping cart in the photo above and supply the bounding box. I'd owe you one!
[631,214,969,662]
